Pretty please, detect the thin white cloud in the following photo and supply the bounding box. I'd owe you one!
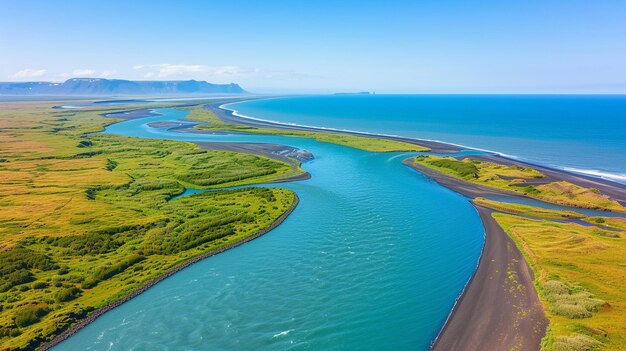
[12,68,47,79]
[133,64,209,78]
[100,70,116,78]
[72,69,96,76]
[133,64,252,79]
[214,66,241,75]
[59,69,116,79]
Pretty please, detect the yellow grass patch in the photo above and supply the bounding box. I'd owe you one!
[494,213,626,350]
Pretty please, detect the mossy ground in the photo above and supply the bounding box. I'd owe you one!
[0,101,299,349]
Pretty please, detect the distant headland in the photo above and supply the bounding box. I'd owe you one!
[0,78,247,96]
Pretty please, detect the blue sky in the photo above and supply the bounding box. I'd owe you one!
[1,0,625,93]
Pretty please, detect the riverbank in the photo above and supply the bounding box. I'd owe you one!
[40,194,300,350]
[406,160,549,350]
[406,157,626,350]
[433,206,548,350]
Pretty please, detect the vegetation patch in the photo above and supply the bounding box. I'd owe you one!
[0,101,299,350]
[544,280,605,319]
[553,334,601,351]
[493,213,626,350]
[473,197,585,219]
[415,155,626,212]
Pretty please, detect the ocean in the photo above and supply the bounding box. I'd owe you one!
[226,95,626,183]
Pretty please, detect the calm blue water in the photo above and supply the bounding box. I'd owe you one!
[226,95,626,183]
[53,108,483,350]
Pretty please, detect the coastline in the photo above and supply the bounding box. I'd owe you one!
[218,100,626,185]
[209,99,626,350]
[40,194,300,350]
[208,103,462,153]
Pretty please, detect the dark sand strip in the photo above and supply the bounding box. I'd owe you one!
[432,206,548,351]
[103,108,160,119]
[405,160,548,350]
[207,104,461,153]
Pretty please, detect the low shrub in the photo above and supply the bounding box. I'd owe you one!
[82,255,145,288]
[554,334,600,351]
[14,305,49,328]
[54,287,82,302]
[0,248,57,292]
[543,280,604,319]
[429,158,479,178]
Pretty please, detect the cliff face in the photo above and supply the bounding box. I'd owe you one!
[0,78,247,95]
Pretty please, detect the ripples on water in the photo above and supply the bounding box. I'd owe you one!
[53,108,483,350]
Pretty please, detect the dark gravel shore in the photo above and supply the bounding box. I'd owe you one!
[432,206,548,350]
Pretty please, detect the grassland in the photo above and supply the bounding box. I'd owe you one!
[186,106,431,152]
[414,155,626,212]
[584,217,626,231]
[0,101,301,350]
[493,212,626,351]
[473,197,585,220]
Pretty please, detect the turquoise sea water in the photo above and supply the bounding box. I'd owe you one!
[53,108,484,350]
[226,95,626,183]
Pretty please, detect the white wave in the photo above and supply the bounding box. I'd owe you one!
[220,101,626,184]
[273,329,294,338]
[221,102,514,155]
[562,167,626,184]
[58,105,85,109]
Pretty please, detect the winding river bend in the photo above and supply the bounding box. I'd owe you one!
[54,107,483,350]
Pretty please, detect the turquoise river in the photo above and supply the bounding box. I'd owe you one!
[53,106,484,350]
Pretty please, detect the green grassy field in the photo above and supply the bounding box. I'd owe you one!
[415,155,626,212]
[187,106,431,152]
[0,101,300,349]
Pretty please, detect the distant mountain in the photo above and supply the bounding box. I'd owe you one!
[0,78,247,95]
